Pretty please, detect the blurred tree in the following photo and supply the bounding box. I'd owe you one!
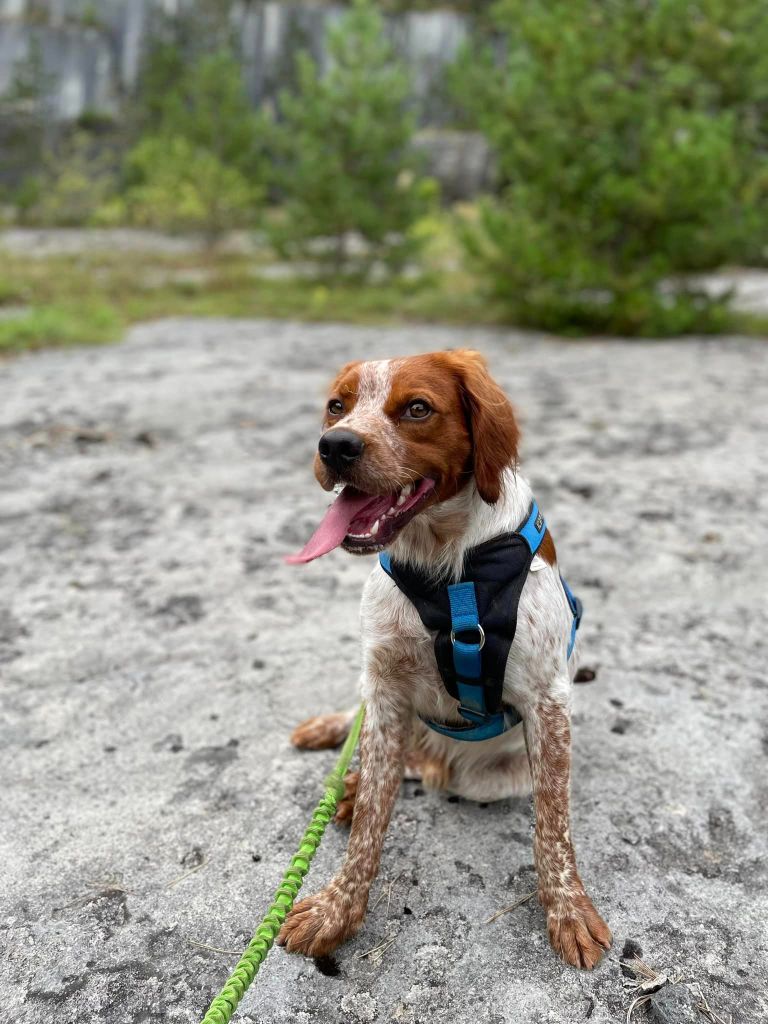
[146,50,268,183]
[0,38,53,212]
[116,47,269,241]
[270,0,437,277]
[450,0,768,334]
[130,0,240,137]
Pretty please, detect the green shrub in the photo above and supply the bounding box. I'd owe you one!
[116,47,268,241]
[19,131,119,227]
[0,38,51,207]
[103,136,261,242]
[10,175,45,222]
[130,1,239,129]
[270,0,437,277]
[152,51,268,183]
[450,0,768,335]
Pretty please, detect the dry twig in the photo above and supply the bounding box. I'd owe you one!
[356,928,399,965]
[53,877,131,913]
[620,954,731,1024]
[621,955,672,1023]
[484,890,537,925]
[690,982,732,1024]
[187,938,242,956]
[166,858,207,889]
[370,872,404,916]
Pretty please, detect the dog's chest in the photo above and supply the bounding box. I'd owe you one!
[361,571,480,723]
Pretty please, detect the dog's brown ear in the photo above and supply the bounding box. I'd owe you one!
[451,349,519,504]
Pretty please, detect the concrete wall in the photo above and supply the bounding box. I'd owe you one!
[0,1,493,196]
[0,1,469,122]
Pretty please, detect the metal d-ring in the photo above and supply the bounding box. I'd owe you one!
[450,624,485,649]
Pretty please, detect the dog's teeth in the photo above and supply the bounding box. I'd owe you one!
[371,519,380,536]
[396,493,406,506]
[402,483,413,498]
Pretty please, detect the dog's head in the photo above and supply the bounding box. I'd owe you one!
[287,350,519,562]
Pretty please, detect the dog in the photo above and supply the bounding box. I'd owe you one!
[277,349,611,970]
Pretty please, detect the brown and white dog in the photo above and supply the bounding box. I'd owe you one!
[278,350,612,970]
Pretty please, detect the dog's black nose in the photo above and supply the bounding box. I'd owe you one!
[318,429,365,473]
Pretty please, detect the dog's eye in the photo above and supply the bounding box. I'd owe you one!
[327,399,344,416]
[404,400,432,420]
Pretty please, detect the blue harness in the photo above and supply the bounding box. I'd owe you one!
[379,501,582,742]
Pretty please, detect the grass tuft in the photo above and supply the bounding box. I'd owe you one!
[0,302,122,352]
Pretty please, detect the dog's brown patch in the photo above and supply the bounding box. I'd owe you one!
[539,529,557,566]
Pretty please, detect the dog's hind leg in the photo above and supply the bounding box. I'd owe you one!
[290,709,357,750]
[404,747,451,790]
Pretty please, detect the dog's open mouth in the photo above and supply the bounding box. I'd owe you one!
[286,478,435,564]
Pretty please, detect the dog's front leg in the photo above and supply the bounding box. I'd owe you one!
[278,672,408,958]
[525,695,612,969]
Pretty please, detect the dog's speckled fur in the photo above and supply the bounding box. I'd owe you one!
[279,350,611,969]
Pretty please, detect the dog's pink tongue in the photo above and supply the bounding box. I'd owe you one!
[285,488,378,564]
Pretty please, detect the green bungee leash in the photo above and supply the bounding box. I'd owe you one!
[199,704,365,1024]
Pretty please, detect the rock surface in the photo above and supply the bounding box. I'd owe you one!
[649,983,700,1023]
[1,319,767,1023]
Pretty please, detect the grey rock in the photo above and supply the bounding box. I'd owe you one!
[413,129,497,200]
[650,984,699,1024]
[1,319,767,1024]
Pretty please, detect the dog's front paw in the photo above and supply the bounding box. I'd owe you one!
[277,885,365,958]
[545,892,612,970]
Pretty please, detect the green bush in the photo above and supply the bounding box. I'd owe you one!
[100,136,261,242]
[0,38,51,209]
[130,1,239,130]
[144,51,268,183]
[106,47,268,241]
[270,0,437,277]
[450,0,768,335]
[19,131,119,227]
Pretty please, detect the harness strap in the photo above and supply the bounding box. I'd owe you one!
[378,500,581,743]
[424,705,521,741]
[447,582,484,716]
[519,500,547,554]
[561,575,582,659]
